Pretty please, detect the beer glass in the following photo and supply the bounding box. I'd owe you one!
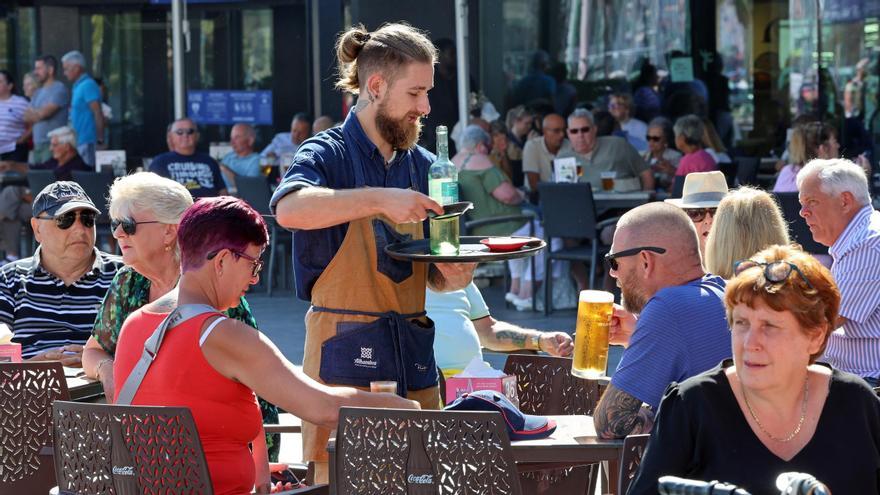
[571,290,614,378]
[370,380,398,394]
[600,171,616,191]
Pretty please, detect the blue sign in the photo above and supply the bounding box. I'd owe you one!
[187,90,273,125]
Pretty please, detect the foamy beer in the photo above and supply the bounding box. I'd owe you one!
[572,290,614,378]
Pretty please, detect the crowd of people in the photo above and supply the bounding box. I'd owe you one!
[0,21,878,495]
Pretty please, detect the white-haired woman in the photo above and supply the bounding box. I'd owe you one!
[81,172,282,459]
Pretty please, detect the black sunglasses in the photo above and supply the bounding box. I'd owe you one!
[111,218,161,236]
[172,128,197,136]
[604,246,667,271]
[733,260,815,291]
[568,126,592,135]
[646,135,663,142]
[684,207,717,223]
[207,249,264,278]
[36,210,96,230]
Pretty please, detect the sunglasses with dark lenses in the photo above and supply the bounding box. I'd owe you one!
[646,135,663,142]
[36,210,97,230]
[111,218,161,236]
[733,260,815,291]
[684,207,717,223]
[568,126,592,135]
[604,246,667,271]
[173,128,197,136]
[207,249,264,278]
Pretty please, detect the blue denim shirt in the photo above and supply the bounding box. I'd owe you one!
[270,109,435,301]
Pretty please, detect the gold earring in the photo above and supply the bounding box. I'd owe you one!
[164,244,171,252]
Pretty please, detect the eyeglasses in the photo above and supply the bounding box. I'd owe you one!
[207,249,264,278]
[172,128,197,136]
[35,210,96,230]
[684,208,717,223]
[646,135,663,142]
[111,218,161,236]
[733,260,815,291]
[568,126,592,135]
[604,246,667,271]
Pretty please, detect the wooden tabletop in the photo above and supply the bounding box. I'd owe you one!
[510,415,623,464]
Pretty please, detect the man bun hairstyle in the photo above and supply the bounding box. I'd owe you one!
[335,22,437,94]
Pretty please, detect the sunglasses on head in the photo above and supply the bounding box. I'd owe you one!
[646,135,663,142]
[733,260,815,291]
[207,249,264,278]
[111,218,161,236]
[604,246,667,271]
[568,126,592,135]
[173,128,197,136]
[36,210,96,230]
[684,207,717,223]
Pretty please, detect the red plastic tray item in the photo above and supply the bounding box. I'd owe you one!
[480,237,531,252]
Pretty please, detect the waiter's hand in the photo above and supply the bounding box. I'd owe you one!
[429,262,477,292]
[378,188,443,224]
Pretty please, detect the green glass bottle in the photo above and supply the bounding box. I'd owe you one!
[428,126,459,255]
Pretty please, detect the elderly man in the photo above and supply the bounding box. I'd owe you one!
[0,182,122,363]
[557,108,654,192]
[593,202,731,439]
[30,126,91,180]
[608,92,648,147]
[24,55,69,164]
[220,123,261,191]
[797,158,880,386]
[61,51,104,167]
[261,113,312,159]
[149,118,227,198]
[521,113,571,193]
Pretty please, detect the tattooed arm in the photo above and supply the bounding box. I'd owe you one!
[473,316,574,356]
[593,383,654,439]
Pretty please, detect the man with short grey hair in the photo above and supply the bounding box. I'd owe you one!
[261,113,312,159]
[220,123,261,191]
[61,50,104,168]
[797,158,880,385]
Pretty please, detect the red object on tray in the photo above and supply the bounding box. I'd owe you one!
[480,237,530,252]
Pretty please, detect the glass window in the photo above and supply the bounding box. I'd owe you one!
[242,9,273,90]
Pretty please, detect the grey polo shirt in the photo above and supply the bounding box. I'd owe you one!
[557,136,649,192]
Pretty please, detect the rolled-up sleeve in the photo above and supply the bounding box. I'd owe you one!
[269,143,329,214]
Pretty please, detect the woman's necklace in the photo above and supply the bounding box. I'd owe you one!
[741,375,809,443]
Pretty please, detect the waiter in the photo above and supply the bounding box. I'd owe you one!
[270,23,475,482]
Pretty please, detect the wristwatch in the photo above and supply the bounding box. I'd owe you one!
[530,334,541,352]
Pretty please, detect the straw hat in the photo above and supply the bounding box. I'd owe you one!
[664,171,728,209]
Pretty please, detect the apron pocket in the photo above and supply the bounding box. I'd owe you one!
[319,319,398,387]
[372,219,413,284]
[400,317,439,391]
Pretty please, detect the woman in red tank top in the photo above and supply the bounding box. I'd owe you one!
[114,197,419,494]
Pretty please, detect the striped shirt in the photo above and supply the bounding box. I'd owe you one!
[826,205,880,378]
[0,247,123,358]
[0,94,29,154]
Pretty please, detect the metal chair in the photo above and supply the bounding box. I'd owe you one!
[733,156,759,187]
[236,175,292,296]
[0,362,70,495]
[72,170,115,248]
[617,434,650,495]
[718,161,738,188]
[330,407,522,495]
[52,401,214,494]
[27,169,57,196]
[503,354,604,495]
[670,175,685,199]
[771,192,829,255]
[538,182,618,315]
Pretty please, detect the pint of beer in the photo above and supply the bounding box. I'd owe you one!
[571,290,614,378]
[600,171,616,191]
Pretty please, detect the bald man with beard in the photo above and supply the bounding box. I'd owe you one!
[593,202,731,439]
[521,113,572,194]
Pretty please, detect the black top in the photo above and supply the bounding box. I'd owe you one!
[628,360,880,495]
[32,153,90,181]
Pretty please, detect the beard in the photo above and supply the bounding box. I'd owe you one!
[619,275,648,314]
[375,98,422,150]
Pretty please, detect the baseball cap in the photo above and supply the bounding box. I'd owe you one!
[32,181,100,217]
[444,390,557,441]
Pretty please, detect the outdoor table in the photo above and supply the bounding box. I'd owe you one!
[64,367,104,402]
[593,190,655,215]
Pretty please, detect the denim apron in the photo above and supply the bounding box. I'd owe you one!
[301,155,440,467]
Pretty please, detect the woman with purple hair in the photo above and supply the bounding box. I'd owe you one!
[113,197,418,495]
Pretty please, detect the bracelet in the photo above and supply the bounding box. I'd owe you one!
[96,358,114,380]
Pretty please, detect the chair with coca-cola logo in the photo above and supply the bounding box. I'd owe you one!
[0,362,69,495]
[329,407,523,495]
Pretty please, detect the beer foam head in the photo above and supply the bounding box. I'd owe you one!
[579,290,614,303]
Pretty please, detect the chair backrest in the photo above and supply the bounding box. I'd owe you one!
[617,433,650,495]
[72,171,114,220]
[236,175,273,216]
[670,175,685,198]
[0,362,69,495]
[52,401,214,494]
[538,182,598,240]
[772,192,828,254]
[734,156,759,186]
[333,407,522,495]
[28,169,57,197]
[503,354,603,416]
[718,161,738,188]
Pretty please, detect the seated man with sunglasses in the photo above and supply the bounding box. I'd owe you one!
[0,182,122,364]
[149,118,228,198]
[593,202,730,439]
